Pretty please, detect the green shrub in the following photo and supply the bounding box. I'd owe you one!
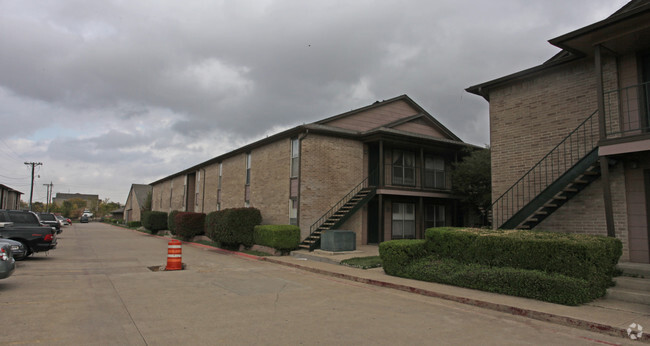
[379,239,428,276]
[174,212,205,241]
[127,221,141,228]
[402,256,602,306]
[168,210,180,235]
[424,228,622,287]
[141,211,168,234]
[206,208,262,248]
[253,225,300,251]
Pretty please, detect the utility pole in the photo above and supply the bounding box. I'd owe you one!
[43,182,53,212]
[24,162,42,211]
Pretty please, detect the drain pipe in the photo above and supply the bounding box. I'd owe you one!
[201,167,206,213]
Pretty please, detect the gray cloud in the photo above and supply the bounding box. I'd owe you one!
[0,0,630,202]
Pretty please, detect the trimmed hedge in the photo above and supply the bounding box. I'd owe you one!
[168,210,180,235]
[379,239,429,276]
[253,225,300,251]
[127,221,141,228]
[174,212,205,241]
[403,256,602,306]
[425,228,622,287]
[141,211,168,234]
[206,208,262,248]
[380,228,623,306]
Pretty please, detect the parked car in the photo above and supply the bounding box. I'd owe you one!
[0,210,58,257]
[0,237,27,260]
[80,215,89,223]
[56,215,69,226]
[38,213,62,234]
[0,242,16,280]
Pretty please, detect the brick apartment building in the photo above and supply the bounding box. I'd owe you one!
[467,0,650,263]
[150,95,480,249]
[124,184,152,223]
[0,184,22,210]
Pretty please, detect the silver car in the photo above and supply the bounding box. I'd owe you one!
[0,242,16,280]
[0,237,27,260]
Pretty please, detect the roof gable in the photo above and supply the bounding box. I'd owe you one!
[317,95,460,141]
[127,184,152,208]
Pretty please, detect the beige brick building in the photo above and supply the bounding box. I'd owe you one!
[123,184,152,223]
[150,95,479,248]
[467,0,650,263]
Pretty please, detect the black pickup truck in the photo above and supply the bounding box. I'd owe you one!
[0,210,57,257]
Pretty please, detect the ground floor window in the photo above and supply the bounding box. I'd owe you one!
[424,204,445,229]
[289,199,298,225]
[392,202,415,239]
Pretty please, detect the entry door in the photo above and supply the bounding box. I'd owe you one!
[642,53,650,130]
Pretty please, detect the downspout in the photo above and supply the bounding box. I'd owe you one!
[296,129,309,227]
[201,168,206,213]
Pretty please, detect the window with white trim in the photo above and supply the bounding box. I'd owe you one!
[392,202,415,239]
[291,138,299,178]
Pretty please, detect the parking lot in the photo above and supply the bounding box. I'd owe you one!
[0,222,633,345]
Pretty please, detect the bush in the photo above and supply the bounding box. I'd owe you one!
[141,211,168,234]
[425,228,622,287]
[253,225,300,251]
[168,210,180,235]
[174,212,206,241]
[127,221,141,228]
[206,208,262,248]
[379,239,429,276]
[402,256,602,306]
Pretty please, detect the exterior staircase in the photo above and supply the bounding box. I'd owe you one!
[300,173,377,251]
[605,263,650,307]
[491,110,604,230]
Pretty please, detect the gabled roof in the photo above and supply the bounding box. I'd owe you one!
[127,184,152,209]
[466,0,650,100]
[150,95,475,185]
[0,184,23,195]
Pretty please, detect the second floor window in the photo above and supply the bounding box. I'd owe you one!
[246,153,251,185]
[424,155,446,189]
[290,138,299,178]
[392,150,415,186]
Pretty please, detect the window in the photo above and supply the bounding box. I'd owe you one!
[424,204,445,229]
[392,150,415,186]
[289,199,298,225]
[392,203,415,239]
[290,138,299,177]
[246,153,251,185]
[424,155,446,189]
[217,163,222,211]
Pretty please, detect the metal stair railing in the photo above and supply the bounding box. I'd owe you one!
[490,110,598,229]
[305,170,378,242]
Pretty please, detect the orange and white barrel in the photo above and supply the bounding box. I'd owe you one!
[165,239,182,270]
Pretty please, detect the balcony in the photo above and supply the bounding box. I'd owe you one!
[600,81,650,156]
[604,81,650,139]
[382,163,451,191]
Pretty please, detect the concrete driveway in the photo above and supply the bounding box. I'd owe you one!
[0,222,632,345]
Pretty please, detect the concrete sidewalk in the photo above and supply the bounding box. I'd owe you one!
[256,245,650,343]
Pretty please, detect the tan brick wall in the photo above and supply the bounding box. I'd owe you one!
[221,153,247,208]
[299,134,364,240]
[488,55,629,257]
[197,163,220,213]
[170,175,186,212]
[152,181,170,212]
[250,138,291,225]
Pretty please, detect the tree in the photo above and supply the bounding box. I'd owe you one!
[451,147,491,226]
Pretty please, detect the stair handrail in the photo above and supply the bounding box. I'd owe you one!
[490,110,598,229]
[309,169,378,235]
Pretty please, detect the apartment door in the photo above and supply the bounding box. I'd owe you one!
[367,199,379,244]
[642,53,650,130]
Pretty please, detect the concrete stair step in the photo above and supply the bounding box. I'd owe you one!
[606,287,650,306]
[617,262,650,278]
[614,276,650,291]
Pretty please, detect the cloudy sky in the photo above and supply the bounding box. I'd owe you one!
[0,0,629,205]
